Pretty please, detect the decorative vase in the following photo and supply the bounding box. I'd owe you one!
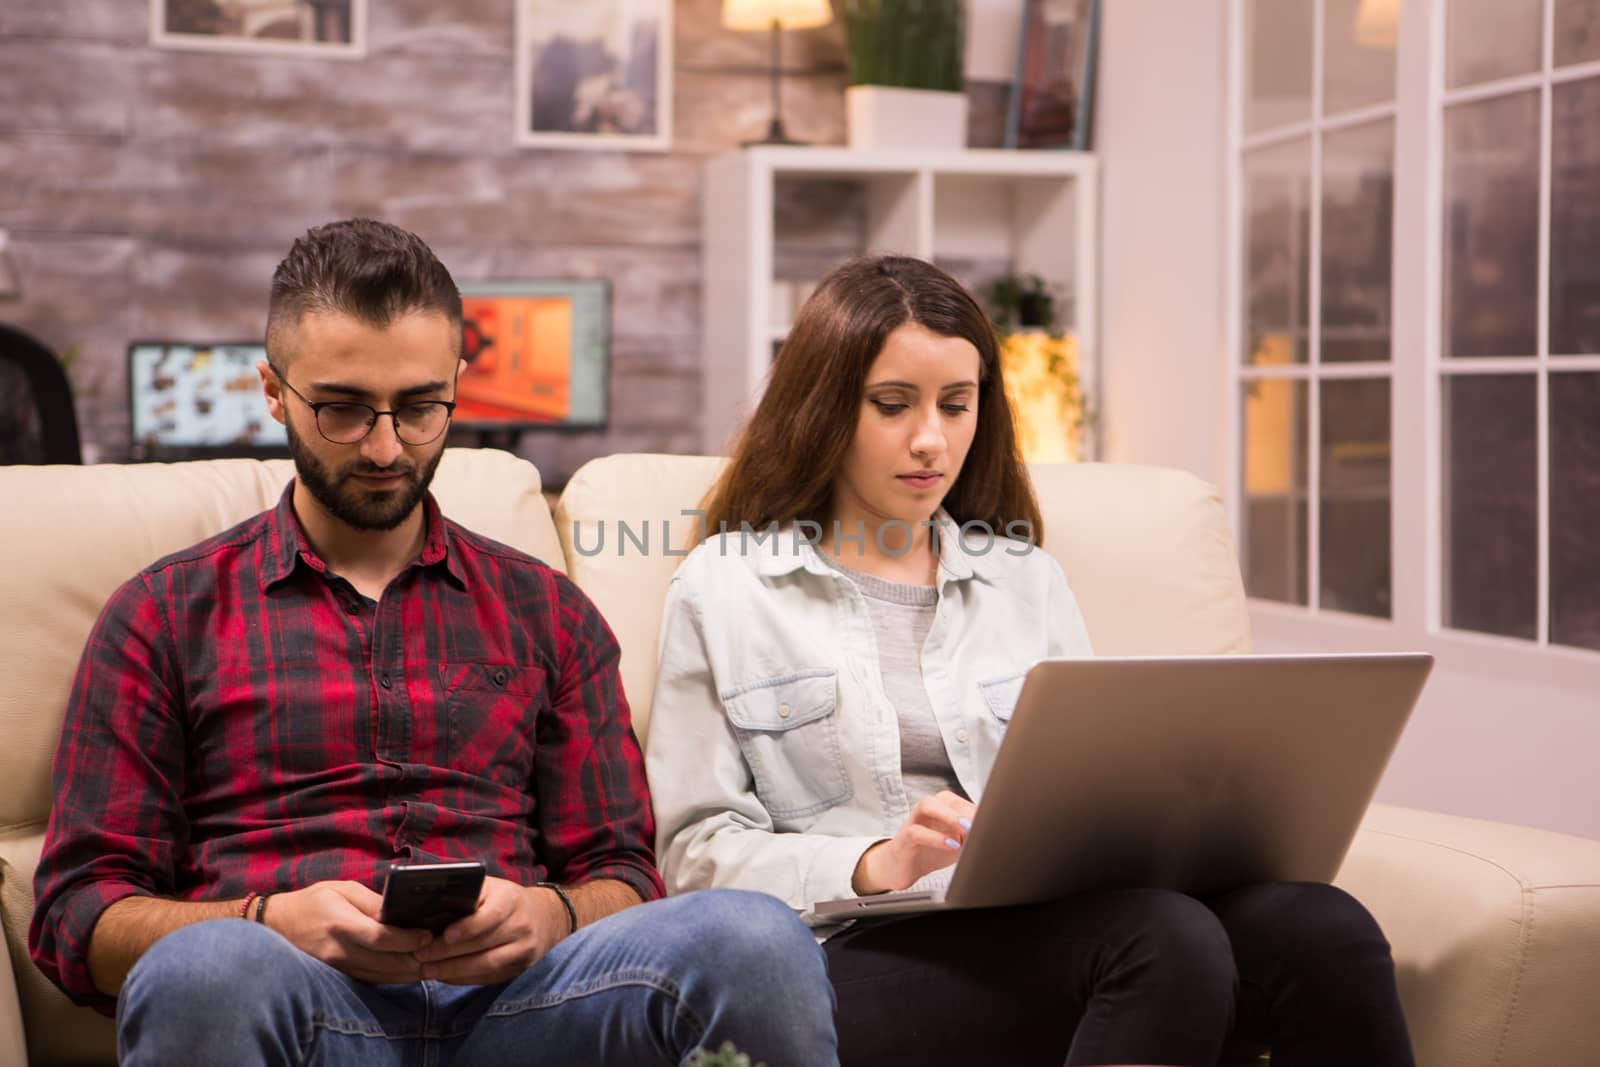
[845,85,969,151]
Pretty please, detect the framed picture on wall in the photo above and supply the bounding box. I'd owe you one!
[151,0,367,58]
[1005,0,1100,150]
[515,0,673,151]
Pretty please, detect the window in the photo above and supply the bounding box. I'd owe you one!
[1237,0,1398,618]
[1439,0,1600,652]
[1232,0,1600,656]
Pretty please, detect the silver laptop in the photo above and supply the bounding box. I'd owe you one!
[811,652,1432,920]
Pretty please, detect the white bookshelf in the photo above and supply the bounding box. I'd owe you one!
[700,145,1100,453]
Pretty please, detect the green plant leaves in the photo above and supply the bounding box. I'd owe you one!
[841,0,965,91]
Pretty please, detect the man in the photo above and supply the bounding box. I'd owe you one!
[30,219,837,1066]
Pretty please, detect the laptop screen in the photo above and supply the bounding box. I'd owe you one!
[128,342,287,455]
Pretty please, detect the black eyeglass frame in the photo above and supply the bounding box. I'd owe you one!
[268,363,458,446]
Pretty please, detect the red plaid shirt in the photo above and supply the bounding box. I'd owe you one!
[30,484,663,1010]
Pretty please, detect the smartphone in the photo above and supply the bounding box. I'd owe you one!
[378,860,486,934]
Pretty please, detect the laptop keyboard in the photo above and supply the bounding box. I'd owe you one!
[909,866,956,894]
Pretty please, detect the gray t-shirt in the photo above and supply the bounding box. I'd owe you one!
[822,556,965,806]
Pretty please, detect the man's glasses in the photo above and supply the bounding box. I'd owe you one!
[269,364,456,446]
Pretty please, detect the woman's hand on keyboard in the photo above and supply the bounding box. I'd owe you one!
[850,790,977,894]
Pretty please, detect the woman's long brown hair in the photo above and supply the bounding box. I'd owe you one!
[699,254,1043,543]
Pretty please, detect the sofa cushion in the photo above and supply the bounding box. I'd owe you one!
[1028,463,1251,656]
[555,453,728,746]
[0,448,559,834]
[556,457,1252,746]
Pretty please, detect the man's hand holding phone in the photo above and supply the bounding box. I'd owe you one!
[410,876,572,985]
[265,862,570,986]
[262,880,434,984]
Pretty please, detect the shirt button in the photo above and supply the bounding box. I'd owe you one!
[956,728,969,743]
[778,703,792,719]
[345,601,359,614]
[380,673,392,689]
[493,669,508,686]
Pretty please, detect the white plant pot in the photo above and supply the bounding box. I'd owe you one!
[845,85,969,151]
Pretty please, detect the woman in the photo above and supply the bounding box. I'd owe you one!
[645,254,1412,1067]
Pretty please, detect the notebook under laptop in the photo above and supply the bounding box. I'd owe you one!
[810,652,1433,920]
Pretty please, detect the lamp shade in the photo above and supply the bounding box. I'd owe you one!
[722,0,833,31]
[1354,0,1399,48]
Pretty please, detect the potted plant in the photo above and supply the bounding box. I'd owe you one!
[840,0,967,150]
[983,273,1091,462]
[689,1042,765,1067]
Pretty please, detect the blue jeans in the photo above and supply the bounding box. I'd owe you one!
[118,889,838,1067]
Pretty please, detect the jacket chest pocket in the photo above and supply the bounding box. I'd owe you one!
[722,669,852,820]
[439,662,545,788]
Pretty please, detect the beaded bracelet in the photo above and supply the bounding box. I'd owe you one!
[253,893,271,924]
[239,892,259,920]
[534,881,577,935]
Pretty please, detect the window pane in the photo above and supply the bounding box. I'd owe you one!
[1550,77,1600,355]
[1244,140,1312,366]
[1550,372,1600,651]
[1555,0,1600,67]
[1243,380,1309,604]
[1442,374,1537,639]
[1324,0,1398,115]
[1322,120,1395,363]
[1446,0,1542,88]
[1443,93,1540,357]
[1321,378,1391,617]
[1245,0,1313,133]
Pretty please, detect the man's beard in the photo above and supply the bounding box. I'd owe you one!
[285,419,443,532]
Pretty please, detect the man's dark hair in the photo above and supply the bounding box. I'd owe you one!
[266,218,462,364]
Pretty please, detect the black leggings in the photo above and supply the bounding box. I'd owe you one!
[821,881,1414,1067]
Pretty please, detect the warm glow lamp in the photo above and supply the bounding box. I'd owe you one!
[1354,0,1399,48]
[722,0,833,144]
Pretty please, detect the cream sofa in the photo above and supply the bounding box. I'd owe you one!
[1,448,1597,1066]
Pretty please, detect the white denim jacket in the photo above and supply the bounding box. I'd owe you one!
[646,514,1095,919]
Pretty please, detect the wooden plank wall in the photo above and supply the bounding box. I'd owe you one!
[0,1,1007,482]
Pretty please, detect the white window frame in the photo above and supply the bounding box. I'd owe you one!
[1227,0,1400,617]
[1226,0,1600,690]
[1428,0,1600,648]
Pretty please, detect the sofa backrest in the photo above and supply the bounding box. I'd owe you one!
[0,447,1248,1065]
[554,453,729,746]
[0,447,560,1066]
[556,455,1252,745]
[0,447,561,841]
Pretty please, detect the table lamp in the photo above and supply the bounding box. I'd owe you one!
[723,0,833,145]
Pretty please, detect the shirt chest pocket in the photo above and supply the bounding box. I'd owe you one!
[722,669,852,821]
[978,670,1030,723]
[439,662,545,788]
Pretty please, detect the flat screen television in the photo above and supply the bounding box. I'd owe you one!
[127,341,288,460]
[126,281,608,459]
[456,279,610,431]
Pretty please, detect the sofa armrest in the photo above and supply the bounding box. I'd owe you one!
[0,921,25,1067]
[1335,803,1600,1067]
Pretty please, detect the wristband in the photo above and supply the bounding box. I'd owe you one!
[535,881,577,935]
[253,893,271,924]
